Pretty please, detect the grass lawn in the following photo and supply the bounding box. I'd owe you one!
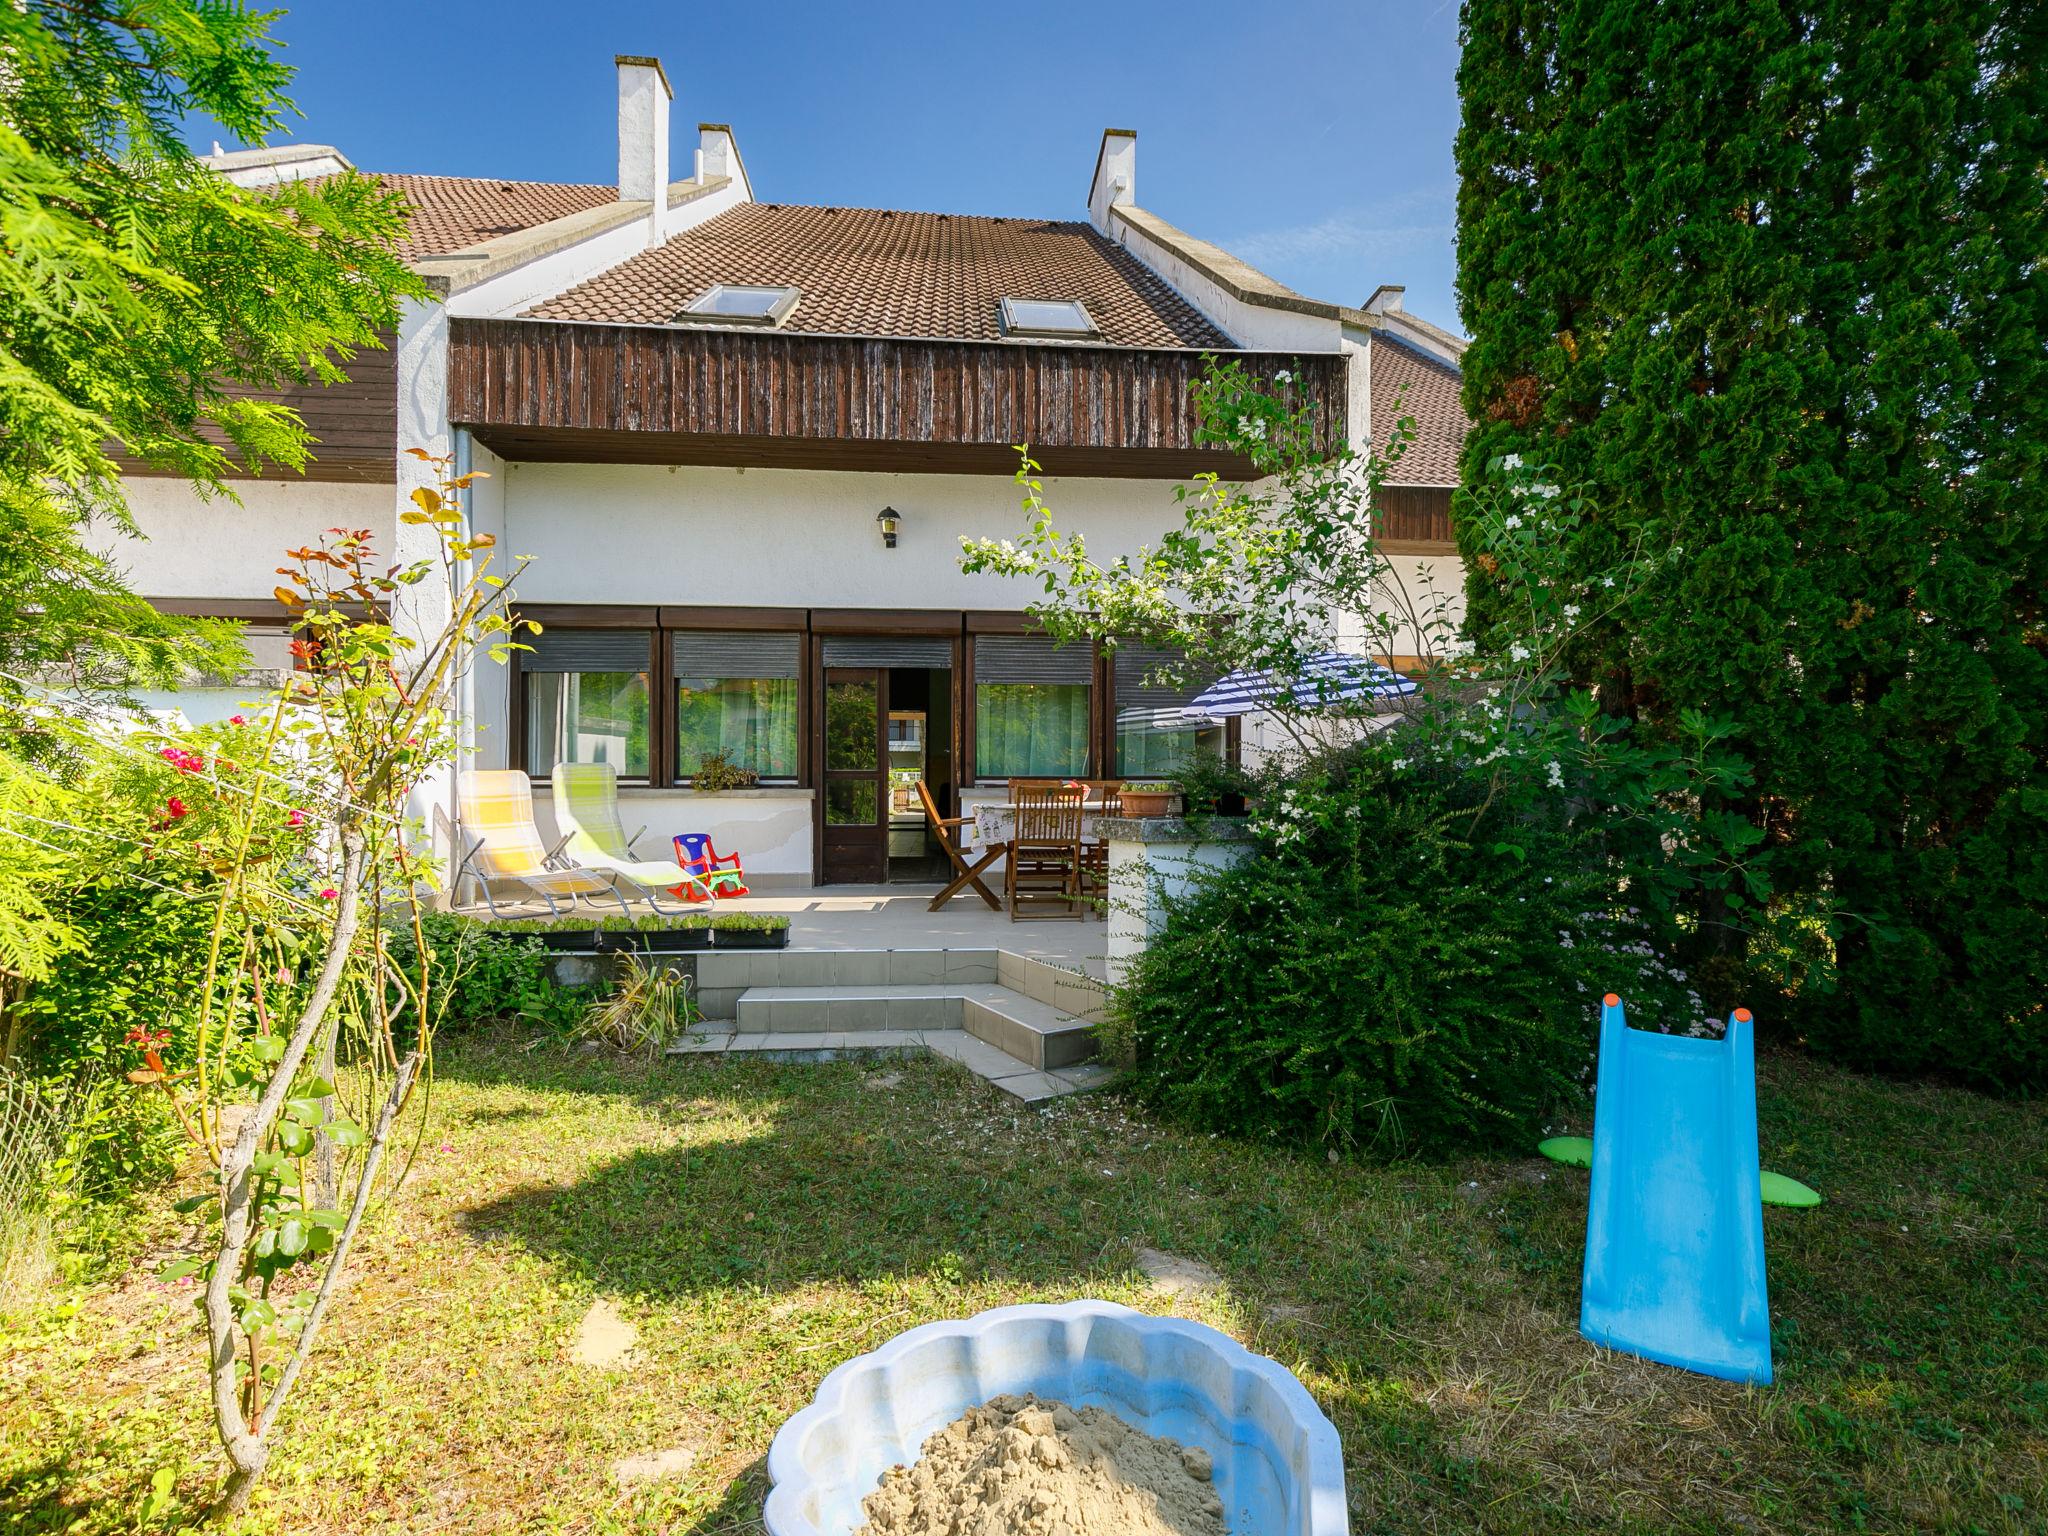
[2,1031,2042,1535]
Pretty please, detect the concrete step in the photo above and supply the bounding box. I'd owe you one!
[665,1027,1116,1104]
[731,982,1096,1070]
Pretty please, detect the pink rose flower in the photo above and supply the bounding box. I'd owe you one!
[319,888,339,900]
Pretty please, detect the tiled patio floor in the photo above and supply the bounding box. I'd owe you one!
[464,883,1107,978]
[665,883,1107,978]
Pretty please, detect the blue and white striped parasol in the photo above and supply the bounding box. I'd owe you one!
[1184,652,1418,719]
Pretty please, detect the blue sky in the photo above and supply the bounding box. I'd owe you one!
[202,1,1465,330]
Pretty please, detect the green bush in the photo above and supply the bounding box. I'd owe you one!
[1114,758,1703,1157]
[387,912,592,1035]
[1456,2,2046,1089]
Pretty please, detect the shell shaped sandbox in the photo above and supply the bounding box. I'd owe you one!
[763,1299,1347,1536]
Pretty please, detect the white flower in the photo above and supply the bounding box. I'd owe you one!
[1563,603,1580,623]
[1502,453,1523,471]
[1602,576,1617,588]
[1274,369,1292,384]
[1504,514,1524,530]
[1509,643,1531,663]
[1545,760,1565,789]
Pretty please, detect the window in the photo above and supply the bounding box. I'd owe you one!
[975,635,1091,779]
[998,297,1098,339]
[673,631,801,781]
[673,284,800,326]
[1113,643,1225,778]
[523,629,651,780]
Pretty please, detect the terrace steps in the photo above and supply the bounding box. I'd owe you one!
[675,946,1112,1101]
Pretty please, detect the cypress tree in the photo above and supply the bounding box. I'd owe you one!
[1455,1,2047,1087]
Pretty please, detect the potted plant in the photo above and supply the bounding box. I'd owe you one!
[709,912,791,949]
[692,749,759,793]
[641,915,713,951]
[1117,781,1181,818]
[506,916,602,952]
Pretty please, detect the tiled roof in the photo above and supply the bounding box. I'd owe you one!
[1370,332,1469,486]
[526,202,1236,348]
[352,173,618,259]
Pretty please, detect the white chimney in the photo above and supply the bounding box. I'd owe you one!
[1087,128,1137,235]
[698,123,748,199]
[1364,284,1406,315]
[615,55,673,237]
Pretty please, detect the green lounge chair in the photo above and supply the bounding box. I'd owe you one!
[550,762,709,904]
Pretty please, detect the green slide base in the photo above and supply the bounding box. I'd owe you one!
[1538,1135,1593,1168]
[1538,1135,1820,1207]
[1758,1170,1822,1208]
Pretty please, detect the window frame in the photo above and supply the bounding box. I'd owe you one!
[997,296,1100,340]
[512,606,811,791]
[671,283,801,328]
[670,630,805,786]
[514,624,660,786]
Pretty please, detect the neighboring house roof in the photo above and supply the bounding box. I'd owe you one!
[335,173,619,260]
[525,202,1236,349]
[1370,332,1469,486]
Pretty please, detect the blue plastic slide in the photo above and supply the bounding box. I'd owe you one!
[1580,995,1773,1384]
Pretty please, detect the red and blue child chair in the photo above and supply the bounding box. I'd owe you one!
[673,832,749,900]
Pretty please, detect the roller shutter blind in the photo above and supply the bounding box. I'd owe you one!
[820,637,953,669]
[523,630,650,672]
[974,635,1094,685]
[672,631,801,679]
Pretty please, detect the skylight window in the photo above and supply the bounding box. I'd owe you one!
[1000,297,1099,339]
[674,284,800,326]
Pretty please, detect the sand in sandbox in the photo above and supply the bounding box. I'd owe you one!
[855,1392,1228,1536]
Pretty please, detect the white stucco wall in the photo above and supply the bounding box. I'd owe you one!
[98,477,394,598]
[496,461,1199,608]
[1351,553,1468,664]
[529,786,814,881]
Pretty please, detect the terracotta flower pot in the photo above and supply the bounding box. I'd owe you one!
[1119,790,1180,818]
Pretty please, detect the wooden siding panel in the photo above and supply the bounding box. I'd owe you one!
[1375,485,1459,549]
[446,318,1344,477]
[116,331,399,484]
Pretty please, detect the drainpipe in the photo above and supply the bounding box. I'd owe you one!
[450,426,476,893]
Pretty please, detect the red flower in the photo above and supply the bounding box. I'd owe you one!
[230,715,247,726]
[319,888,339,900]
[287,810,307,828]
[159,747,205,774]
[165,797,187,819]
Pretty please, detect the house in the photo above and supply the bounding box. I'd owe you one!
[118,56,1470,889]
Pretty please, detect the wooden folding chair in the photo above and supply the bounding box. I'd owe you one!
[1078,781,1121,917]
[1005,782,1086,921]
[919,781,1001,912]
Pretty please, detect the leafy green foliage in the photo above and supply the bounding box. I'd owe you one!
[1114,757,1704,1157]
[1456,1,2047,1087]
[690,749,760,792]
[708,912,789,933]
[573,957,700,1058]
[386,911,593,1035]
[0,0,425,731]
[960,360,1448,710]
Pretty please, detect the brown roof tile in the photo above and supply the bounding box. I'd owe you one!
[525,202,1236,348]
[337,173,618,260]
[1370,334,1469,486]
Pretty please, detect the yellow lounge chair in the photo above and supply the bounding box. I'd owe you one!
[454,769,643,918]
